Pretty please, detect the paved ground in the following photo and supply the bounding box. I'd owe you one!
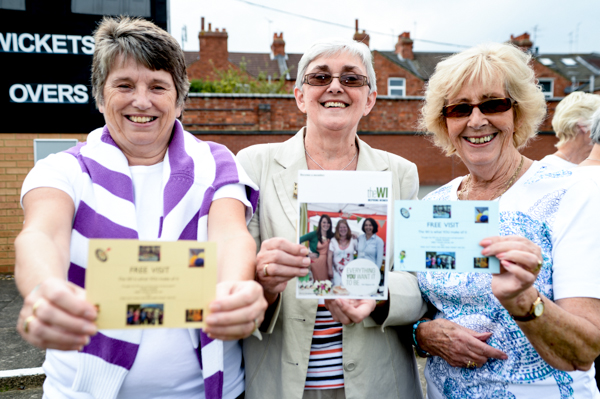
[0,277,45,398]
[0,276,427,397]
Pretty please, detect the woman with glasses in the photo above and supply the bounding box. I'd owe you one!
[238,38,426,399]
[415,43,600,398]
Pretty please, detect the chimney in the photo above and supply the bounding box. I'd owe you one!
[509,33,533,52]
[198,18,229,69]
[395,32,414,60]
[353,19,370,47]
[271,33,285,57]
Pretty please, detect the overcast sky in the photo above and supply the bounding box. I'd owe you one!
[169,0,600,56]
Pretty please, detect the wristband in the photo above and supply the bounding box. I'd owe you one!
[412,319,431,358]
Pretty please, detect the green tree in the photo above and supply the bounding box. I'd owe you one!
[189,59,291,94]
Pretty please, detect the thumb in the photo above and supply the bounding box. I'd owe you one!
[215,281,235,301]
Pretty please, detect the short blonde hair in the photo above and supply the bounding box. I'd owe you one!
[552,92,600,147]
[419,43,547,156]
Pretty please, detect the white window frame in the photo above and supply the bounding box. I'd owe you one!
[34,139,78,164]
[538,78,554,98]
[388,77,406,97]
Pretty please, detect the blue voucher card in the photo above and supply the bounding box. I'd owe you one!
[393,200,499,273]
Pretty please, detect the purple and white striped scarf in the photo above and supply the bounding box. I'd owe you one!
[62,120,258,399]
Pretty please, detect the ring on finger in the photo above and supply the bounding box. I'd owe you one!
[263,264,269,277]
[32,299,43,317]
[466,360,477,369]
[23,315,35,334]
[252,318,259,334]
[534,259,542,273]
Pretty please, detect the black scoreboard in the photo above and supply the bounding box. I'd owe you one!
[0,0,168,133]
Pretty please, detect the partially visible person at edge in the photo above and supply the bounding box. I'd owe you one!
[356,217,384,269]
[415,42,600,398]
[578,106,600,391]
[540,91,600,168]
[14,17,267,399]
[299,214,334,282]
[238,38,426,399]
[327,219,358,287]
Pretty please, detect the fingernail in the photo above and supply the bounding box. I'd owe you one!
[83,324,97,336]
[496,253,505,259]
[302,258,310,266]
[211,303,221,312]
[206,315,217,324]
[84,310,97,320]
[480,239,491,246]
[300,248,308,255]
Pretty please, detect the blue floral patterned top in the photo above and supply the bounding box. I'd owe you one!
[419,163,600,399]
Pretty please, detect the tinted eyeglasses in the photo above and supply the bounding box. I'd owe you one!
[303,73,370,88]
[443,98,516,118]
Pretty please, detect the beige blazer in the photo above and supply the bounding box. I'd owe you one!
[238,128,427,399]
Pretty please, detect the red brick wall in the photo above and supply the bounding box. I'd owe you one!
[0,133,89,274]
[183,94,559,185]
[372,52,424,96]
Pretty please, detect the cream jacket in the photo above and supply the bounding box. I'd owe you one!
[238,128,427,399]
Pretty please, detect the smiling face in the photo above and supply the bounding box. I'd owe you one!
[337,222,348,237]
[99,56,182,165]
[320,217,331,233]
[294,52,376,134]
[363,220,373,235]
[445,80,516,171]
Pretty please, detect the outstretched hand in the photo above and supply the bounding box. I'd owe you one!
[17,277,98,351]
[204,280,267,341]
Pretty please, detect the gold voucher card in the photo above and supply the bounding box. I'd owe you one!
[86,239,217,330]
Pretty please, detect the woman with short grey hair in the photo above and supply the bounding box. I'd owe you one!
[239,37,425,399]
[15,16,266,399]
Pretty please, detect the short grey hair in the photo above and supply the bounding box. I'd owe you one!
[294,38,377,95]
[590,107,600,145]
[92,16,189,108]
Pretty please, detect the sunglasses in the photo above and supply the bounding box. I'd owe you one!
[442,98,516,118]
[303,73,370,88]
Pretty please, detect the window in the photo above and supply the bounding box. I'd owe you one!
[34,139,78,164]
[71,0,150,16]
[561,58,577,67]
[538,78,554,98]
[539,58,553,66]
[388,78,406,96]
[0,0,25,10]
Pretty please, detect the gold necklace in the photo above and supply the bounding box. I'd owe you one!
[458,155,524,200]
[586,157,600,162]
